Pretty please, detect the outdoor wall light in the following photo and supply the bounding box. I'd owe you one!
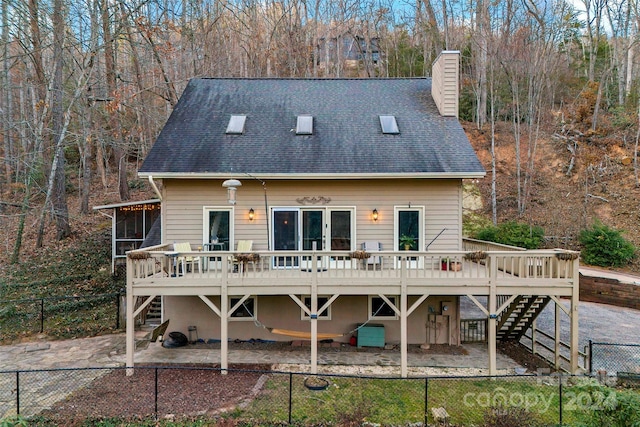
[372,208,379,222]
[222,179,242,205]
[248,208,255,221]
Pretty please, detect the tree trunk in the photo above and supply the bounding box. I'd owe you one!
[11,177,31,264]
[51,0,71,241]
[2,0,12,187]
[476,0,488,127]
[102,0,130,201]
[28,0,46,103]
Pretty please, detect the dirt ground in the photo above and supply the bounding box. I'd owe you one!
[40,364,271,424]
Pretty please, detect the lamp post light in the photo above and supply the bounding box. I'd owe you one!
[222,179,242,205]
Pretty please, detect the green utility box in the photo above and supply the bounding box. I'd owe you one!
[357,324,385,348]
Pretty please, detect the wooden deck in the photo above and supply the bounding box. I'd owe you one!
[128,247,579,298]
[125,244,581,377]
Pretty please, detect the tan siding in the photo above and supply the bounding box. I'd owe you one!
[432,51,459,117]
[162,178,463,251]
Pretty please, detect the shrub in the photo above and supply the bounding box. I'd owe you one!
[570,380,640,427]
[579,221,636,267]
[0,415,28,427]
[474,221,545,249]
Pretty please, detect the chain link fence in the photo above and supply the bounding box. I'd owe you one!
[589,341,640,375]
[1,366,638,425]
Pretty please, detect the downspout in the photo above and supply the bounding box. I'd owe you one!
[148,176,163,201]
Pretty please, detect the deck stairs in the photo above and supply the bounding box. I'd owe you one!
[135,296,162,326]
[145,296,162,325]
[497,295,551,341]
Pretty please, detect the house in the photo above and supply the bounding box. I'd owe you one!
[317,33,380,74]
[125,51,581,377]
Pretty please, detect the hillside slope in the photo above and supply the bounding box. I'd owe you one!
[464,121,640,272]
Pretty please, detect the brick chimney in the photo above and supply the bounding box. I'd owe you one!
[431,51,460,117]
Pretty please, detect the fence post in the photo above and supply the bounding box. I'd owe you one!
[424,377,429,426]
[588,340,593,374]
[288,372,293,425]
[558,372,563,426]
[16,371,20,416]
[155,367,159,419]
[40,299,44,333]
[116,292,121,329]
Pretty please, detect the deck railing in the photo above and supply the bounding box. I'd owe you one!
[127,245,579,290]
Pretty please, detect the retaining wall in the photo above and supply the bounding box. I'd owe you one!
[580,273,640,310]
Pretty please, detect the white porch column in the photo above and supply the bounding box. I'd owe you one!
[221,256,229,374]
[570,259,580,373]
[488,255,497,375]
[310,244,318,374]
[400,257,408,378]
[126,255,135,376]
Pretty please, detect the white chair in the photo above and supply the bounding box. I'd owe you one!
[362,241,381,266]
[233,240,254,273]
[173,242,201,275]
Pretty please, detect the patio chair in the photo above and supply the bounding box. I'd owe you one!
[233,240,254,273]
[362,241,381,266]
[173,242,202,275]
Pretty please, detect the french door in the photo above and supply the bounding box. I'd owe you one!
[272,208,353,268]
[395,207,424,268]
[203,207,233,270]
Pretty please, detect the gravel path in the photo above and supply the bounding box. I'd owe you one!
[462,297,640,347]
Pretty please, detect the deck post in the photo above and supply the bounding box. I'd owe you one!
[310,244,318,374]
[126,255,135,376]
[488,255,497,375]
[221,256,229,374]
[555,303,561,370]
[400,256,408,378]
[570,258,580,373]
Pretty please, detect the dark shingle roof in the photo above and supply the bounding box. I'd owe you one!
[138,78,485,177]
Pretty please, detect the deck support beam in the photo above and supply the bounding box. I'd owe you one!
[221,266,229,374]
[126,256,135,376]
[555,303,561,370]
[400,257,408,377]
[311,247,319,374]
[488,257,497,375]
[570,259,580,373]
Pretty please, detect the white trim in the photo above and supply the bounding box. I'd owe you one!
[301,295,332,320]
[393,205,425,251]
[271,206,356,254]
[203,206,235,249]
[369,295,399,320]
[229,296,257,321]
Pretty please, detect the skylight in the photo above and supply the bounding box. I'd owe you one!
[296,115,313,135]
[379,115,399,134]
[226,115,246,134]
